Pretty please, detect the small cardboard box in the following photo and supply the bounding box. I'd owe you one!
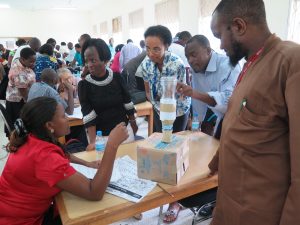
[137,133,189,185]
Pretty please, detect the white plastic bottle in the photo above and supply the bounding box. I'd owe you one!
[191,113,200,132]
[95,131,105,160]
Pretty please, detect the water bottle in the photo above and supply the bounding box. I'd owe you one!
[95,131,105,159]
[75,70,79,77]
[191,113,200,132]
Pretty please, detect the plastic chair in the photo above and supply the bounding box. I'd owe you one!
[178,187,217,225]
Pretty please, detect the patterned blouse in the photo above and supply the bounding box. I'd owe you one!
[141,51,191,117]
[34,54,58,82]
[6,59,36,102]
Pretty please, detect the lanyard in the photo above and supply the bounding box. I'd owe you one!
[235,47,264,86]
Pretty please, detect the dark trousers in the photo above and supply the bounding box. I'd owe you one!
[42,205,62,225]
[65,125,88,146]
[179,187,217,208]
[153,109,189,133]
[5,100,25,136]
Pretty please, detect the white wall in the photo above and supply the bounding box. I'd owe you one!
[265,0,291,39]
[90,0,292,43]
[0,0,292,47]
[90,0,158,44]
[0,9,92,45]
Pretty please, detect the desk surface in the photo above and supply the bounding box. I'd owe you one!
[68,101,152,120]
[67,101,153,135]
[56,132,219,225]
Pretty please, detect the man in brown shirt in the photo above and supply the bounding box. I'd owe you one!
[209,0,300,225]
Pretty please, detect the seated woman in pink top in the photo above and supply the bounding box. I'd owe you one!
[0,96,128,225]
[110,44,124,74]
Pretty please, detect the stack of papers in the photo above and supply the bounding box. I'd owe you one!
[71,155,157,203]
[67,106,83,119]
[70,163,121,182]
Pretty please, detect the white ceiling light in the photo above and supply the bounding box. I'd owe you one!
[0,4,10,9]
[52,7,77,10]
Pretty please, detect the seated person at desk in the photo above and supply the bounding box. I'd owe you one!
[78,38,138,150]
[0,97,129,225]
[57,68,77,104]
[34,43,58,82]
[28,68,74,115]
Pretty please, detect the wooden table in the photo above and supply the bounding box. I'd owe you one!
[59,101,154,144]
[134,101,153,136]
[56,132,219,225]
[68,101,154,135]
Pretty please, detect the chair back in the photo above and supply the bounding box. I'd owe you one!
[0,103,13,134]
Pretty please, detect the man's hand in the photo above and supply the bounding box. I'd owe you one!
[176,82,193,97]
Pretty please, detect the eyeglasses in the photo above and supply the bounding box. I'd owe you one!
[146,47,162,55]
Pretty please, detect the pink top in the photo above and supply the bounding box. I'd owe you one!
[110,51,121,73]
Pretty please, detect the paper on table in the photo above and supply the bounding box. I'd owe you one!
[70,162,122,182]
[68,106,83,119]
[106,155,157,203]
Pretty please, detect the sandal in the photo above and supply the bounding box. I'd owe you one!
[163,202,182,223]
[133,213,143,220]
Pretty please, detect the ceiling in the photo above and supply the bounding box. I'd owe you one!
[0,0,104,11]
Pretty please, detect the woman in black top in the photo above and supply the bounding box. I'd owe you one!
[78,38,137,150]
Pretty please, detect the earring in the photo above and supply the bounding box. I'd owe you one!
[50,129,54,133]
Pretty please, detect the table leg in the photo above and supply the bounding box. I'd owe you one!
[148,109,154,136]
[157,205,163,225]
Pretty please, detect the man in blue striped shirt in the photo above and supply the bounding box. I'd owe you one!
[177,35,241,136]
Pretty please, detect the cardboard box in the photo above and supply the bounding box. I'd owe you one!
[137,133,189,185]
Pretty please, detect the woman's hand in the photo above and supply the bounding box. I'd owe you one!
[86,160,101,169]
[86,143,95,151]
[63,80,75,91]
[57,83,64,93]
[107,122,129,149]
[208,170,218,177]
[130,120,138,135]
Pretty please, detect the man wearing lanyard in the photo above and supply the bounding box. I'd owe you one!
[208,0,300,225]
[177,35,240,138]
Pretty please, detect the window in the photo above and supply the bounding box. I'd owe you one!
[92,24,98,36]
[100,21,108,43]
[129,9,144,45]
[112,16,123,45]
[155,0,179,37]
[288,0,300,43]
[198,0,222,53]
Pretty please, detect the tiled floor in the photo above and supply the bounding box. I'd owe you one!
[0,104,211,225]
[110,205,212,225]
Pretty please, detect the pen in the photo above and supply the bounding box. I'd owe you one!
[157,183,174,198]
